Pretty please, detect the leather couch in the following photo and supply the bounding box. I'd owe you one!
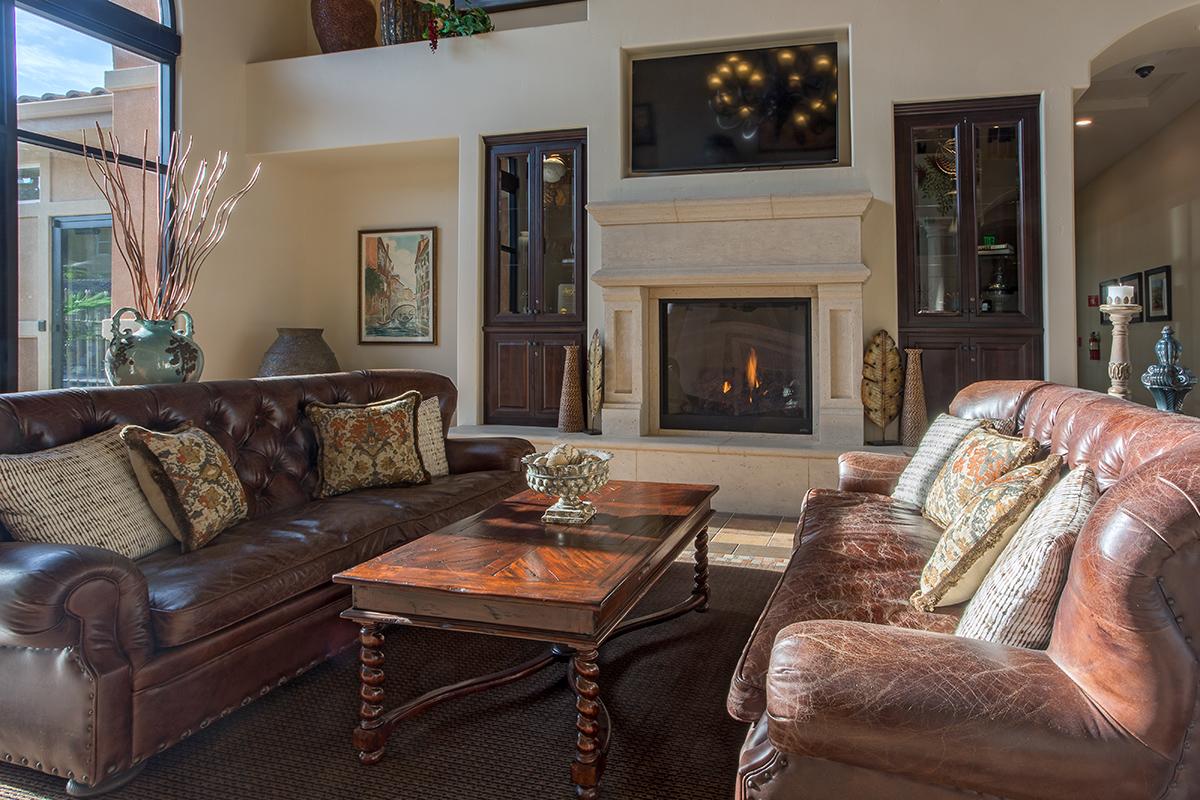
[730,380,1200,799]
[0,370,533,796]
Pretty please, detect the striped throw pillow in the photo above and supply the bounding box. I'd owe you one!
[417,397,449,478]
[892,414,983,507]
[955,465,1098,649]
[0,426,175,560]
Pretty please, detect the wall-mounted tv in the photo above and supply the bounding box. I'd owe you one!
[630,42,842,175]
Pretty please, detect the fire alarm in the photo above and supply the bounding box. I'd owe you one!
[1087,294,1100,308]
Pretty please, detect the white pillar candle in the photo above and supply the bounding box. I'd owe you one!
[1107,283,1133,305]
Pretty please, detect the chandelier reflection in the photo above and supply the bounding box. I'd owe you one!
[707,46,838,143]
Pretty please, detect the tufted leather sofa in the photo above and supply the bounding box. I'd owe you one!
[730,380,1200,799]
[0,370,532,795]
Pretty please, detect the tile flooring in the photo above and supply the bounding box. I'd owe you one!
[677,511,798,573]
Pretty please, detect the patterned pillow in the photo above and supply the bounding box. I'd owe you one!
[923,427,1040,528]
[417,397,449,478]
[121,425,249,552]
[0,426,175,560]
[956,465,1098,648]
[892,414,984,507]
[306,391,430,498]
[912,456,1062,611]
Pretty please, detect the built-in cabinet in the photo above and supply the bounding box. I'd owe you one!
[484,130,586,426]
[895,96,1044,415]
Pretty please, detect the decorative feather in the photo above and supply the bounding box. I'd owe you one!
[587,329,604,428]
[862,330,902,429]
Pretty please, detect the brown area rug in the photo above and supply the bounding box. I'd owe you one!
[0,564,778,800]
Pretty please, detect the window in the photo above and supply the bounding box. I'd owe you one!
[0,0,179,391]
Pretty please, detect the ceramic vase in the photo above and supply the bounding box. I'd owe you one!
[900,348,928,447]
[258,328,340,377]
[105,308,204,386]
[558,345,585,433]
[311,0,377,53]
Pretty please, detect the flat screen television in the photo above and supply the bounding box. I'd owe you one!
[630,42,841,175]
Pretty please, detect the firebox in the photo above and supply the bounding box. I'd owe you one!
[659,299,813,435]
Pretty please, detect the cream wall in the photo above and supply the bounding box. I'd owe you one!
[1075,99,1200,412]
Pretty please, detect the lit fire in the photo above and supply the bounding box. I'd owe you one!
[722,380,732,394]
[746,347,761,390]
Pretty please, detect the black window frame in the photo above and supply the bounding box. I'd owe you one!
[0,0,179,391]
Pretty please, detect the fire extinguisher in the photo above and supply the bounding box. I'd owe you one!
[1089,332,1101,361]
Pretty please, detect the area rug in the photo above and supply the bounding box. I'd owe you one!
[0,564,779,800]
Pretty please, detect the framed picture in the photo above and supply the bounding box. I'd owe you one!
[1145,265,1172,323]
[454,0,575,10]
[1099,278,1118,326]
[1120,272,1145,323]
[359,227,437,344]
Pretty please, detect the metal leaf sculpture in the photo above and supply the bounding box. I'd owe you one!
[587,329,604,430]
[862,330,902,430]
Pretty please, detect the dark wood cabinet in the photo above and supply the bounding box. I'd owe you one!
[483,130,587,426]
[895,96,1044,415]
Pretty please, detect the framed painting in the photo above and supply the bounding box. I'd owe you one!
[359,227,437,344]
[1099,278,1117,326]
[1120,272,1145,324]
[1145,265,1172,323]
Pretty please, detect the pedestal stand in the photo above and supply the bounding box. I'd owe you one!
[1099,303,1143,400]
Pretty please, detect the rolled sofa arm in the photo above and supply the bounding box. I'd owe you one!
[445,437,535,474]
[765,620,1168,800]
[836,451,909,494]
[0,542,155,668]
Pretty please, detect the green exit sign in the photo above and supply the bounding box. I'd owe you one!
[982,234,997,246]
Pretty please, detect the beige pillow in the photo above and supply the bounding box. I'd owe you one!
[912,456,1062,611]
[923,427,1040,528]
[306,391,429,498]
[121,425,249,552]
[417,397,449,478]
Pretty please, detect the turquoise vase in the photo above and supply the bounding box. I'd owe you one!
[105,307,204,386]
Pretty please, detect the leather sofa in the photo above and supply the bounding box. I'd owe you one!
[0,370,533,796]
[730,380,1200,799]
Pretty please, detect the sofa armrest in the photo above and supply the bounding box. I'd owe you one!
[765,620,1167,800]
[836,451,909,494]
[0,542,155,668]
[445,437,535,474]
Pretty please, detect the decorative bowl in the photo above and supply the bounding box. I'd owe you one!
[522,446,613,525]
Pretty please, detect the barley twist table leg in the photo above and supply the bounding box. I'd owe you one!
[353,623,388,765]
[571,648,607,799]
[693,526,710,612]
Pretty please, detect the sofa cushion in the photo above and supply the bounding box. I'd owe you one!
[138,470,523,647]
[727,489,958,722]
[923,426,1040,527]
[892,414,983,507]
[307,391,429,498]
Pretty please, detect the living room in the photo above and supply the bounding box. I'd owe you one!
[0,0,1198,798]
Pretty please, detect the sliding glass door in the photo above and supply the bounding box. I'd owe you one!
[51,215,112,388]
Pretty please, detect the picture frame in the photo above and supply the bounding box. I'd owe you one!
[1120,272,1145,323]
[1099,278,1118,326]
[359,227,437,345]
[1145,265,1172,323]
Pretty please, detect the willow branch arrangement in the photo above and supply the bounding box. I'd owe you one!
[82,125,262,320]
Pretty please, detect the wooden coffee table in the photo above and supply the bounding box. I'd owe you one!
[333,479,718,798]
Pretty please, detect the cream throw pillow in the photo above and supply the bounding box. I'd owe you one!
[923,427,1041,528]
[892,414,984,507]
[416,397,450,478]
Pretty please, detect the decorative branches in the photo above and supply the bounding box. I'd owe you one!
[82,125,261,320]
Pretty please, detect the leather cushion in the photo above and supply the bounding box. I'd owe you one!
[138,470,523,647]
[727,489,959,722]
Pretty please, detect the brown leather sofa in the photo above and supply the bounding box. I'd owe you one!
[0,370,532,796]
[730,380,1200,799]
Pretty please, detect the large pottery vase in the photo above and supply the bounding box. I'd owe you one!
[558,345,585,433]
[900,348,928,447]
[105,308,204,386]
[258,328,340,377]
[311,0,377,53]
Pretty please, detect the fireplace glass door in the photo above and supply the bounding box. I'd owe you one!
[659,299,812,434]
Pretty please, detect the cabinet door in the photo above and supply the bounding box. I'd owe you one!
[485,332,534,424]
[532,138,586,325]
[531,333,583,423]
[970,335,1042,383]
[902,332,972,419]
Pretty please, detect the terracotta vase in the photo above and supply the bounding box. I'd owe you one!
[311,0,377,53]
[558,345,585,433]
[900,348,928,447]
[257,328,340,377]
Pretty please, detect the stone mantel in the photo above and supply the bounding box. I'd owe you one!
[593,263,871,288]
[586,192,873,225]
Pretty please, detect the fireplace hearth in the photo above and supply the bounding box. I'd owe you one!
[660,299,812,434]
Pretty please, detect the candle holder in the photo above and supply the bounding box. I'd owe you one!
[1099,303,1143,400]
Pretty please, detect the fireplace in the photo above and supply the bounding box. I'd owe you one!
[659,299,813,434]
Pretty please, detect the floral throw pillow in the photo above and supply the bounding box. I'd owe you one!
[306,391,429,498]
[121,425,249,552]
[923,427,1041,528]
[912,456,1062,611]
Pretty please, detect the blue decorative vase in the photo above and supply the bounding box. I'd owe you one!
[105,307,204,386]
[1141,325,1196,413]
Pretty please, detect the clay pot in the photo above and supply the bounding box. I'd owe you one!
[258,328,340,377]
[311,0,378,53]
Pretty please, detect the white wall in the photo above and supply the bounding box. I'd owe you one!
[1075,99,1200,412]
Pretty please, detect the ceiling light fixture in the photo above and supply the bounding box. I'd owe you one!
[1075,117,1094,127]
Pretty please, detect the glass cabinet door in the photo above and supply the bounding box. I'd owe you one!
[910,125,962,317]
[494,151,531,318]
[973,121,1023,317]
[538,147,579,318]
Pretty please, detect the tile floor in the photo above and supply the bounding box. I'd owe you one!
[677,511,797,573]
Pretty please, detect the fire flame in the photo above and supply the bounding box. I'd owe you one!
[746,347,761,391]
[722,380,732,394]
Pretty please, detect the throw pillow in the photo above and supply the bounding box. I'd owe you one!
[417,396,449,478]
[911,456,1062,611]
[955,465,1099,648]
[922,427,1041,528]
[892,414,984,507]
[306,391,429,498]
[121,425,249,552]
[0,426,175,560]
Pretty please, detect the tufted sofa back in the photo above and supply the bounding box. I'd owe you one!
[953,380,1200,796]
[0,370,457,538]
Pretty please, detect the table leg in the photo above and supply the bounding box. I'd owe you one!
[353,623,388,765]
[570,648,609,799]
[692,526,710,612]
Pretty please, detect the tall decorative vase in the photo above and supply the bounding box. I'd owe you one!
[105,308,204,386]
[258,328,340,377]
[1141,325,1196,412]
[558,345,585,433]
[900,348,928,447]
[311,0,377,53]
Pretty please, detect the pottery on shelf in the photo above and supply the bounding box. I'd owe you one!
[105,307,204,386]
[558,344,585,433]
[900,348,928,447]
[258,328,340,377]
[311,0,377,53]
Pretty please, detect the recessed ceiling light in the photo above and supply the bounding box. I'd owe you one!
[1075,117,1094,127]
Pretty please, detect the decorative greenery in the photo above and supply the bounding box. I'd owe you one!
[917,155,956,217]
[419,1,494,52]
[64,290,112,318]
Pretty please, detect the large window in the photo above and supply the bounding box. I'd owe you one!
[0,0,178,391]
